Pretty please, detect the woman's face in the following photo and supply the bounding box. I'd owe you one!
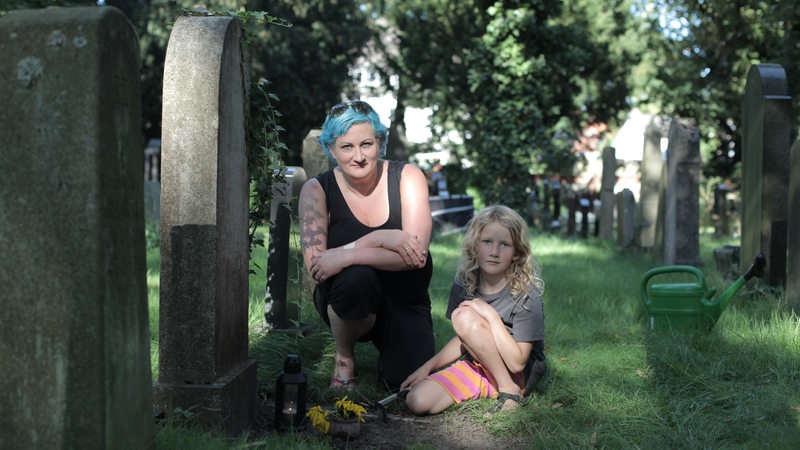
[330,122,380,178]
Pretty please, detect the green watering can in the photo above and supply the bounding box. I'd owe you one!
[641,253,766,332]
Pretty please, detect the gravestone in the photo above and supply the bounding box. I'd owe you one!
[579,192,591,239]
[153,16,257,436]
[598,147,616,239]
[302,129,333,179]
[660,118,702,266]
[616,189,636,248]
[787,138,800,313]
[741,63,791,287]
[637,116,669,249]
[0,7,153,449]
[565,190,577,236]
[265,167,308,329]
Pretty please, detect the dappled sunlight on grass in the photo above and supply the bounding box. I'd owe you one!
[146,227,800,448]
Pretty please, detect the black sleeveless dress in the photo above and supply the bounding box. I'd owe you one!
[313,160,435,389]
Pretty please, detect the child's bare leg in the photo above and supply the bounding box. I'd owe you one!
[451,308,523,408]
[405,379,455,415]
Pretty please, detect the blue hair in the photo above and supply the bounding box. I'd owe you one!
[318,103,388,160]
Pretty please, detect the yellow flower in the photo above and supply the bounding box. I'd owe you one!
[306,396,368,434]
[334,396,367,423]
[305,405,330,433]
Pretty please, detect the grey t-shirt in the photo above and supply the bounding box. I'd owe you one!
[446,281,544,342]
[445,280,547,392]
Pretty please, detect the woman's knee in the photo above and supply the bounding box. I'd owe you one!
[328,265,381,318]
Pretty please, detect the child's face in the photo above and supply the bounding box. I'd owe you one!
[476,222,516,278]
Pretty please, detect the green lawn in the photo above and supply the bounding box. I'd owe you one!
[148,227,800,448]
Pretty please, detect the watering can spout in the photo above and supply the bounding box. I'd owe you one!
[702,253,766,314]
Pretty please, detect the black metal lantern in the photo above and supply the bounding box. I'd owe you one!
[274,354,307,431]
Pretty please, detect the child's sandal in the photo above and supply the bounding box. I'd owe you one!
[487,392,527,414]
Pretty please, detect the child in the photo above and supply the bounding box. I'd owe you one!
[401,205,546,415]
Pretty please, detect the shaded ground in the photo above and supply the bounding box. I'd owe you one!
[258,396,524,449]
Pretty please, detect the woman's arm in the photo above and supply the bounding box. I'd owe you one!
[298,178,328,278]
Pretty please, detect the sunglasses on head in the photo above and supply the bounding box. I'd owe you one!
[328,100,375,118]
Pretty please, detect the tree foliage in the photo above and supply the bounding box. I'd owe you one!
[244,0,373,164]
[373,0,644,210]
[638,0,800,181]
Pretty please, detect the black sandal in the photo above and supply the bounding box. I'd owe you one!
[487,392,527,414]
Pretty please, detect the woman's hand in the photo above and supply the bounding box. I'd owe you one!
[308,248,347,283]
[375,229,427,268]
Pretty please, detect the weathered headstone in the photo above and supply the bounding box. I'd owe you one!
[787,138,800,313]
[598,147,617,239]
[579,192,591,239]
[741,63,791,287]
[616,189,636,248]
[637,116,669,249]
[302,128,333,179]
[265,167,307,329]
[0,7,153,449]
[153,16,256,436]
[660,118,702,266]
[565,190,577,236]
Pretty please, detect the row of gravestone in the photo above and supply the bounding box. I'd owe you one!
[3,8,800,449]
[595,63,799,314]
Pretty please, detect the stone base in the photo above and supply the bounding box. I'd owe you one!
[153,359,257,436]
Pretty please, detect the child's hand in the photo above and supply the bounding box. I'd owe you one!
[400,365,431,390]
[459,298,500,322]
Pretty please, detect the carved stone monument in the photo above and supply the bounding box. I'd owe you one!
[154,16,256,435]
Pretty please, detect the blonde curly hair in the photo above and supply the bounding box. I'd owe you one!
[455,205,544,302]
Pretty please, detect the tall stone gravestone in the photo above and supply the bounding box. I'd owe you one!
[741,63,790,287]
[598,147,616,239]
[154,16,256,435]
[637,116,669,250]
[0,7,153,449]
[789,139,800,313]
[659,118,702,266]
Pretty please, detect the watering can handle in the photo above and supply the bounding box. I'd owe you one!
[640,265,706,308]
[743,253,767,281]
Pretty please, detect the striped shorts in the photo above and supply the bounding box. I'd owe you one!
[426,359,524,404]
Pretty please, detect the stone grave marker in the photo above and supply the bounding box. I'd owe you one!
[637,116,669,250]
[660,118,702,266]
[787,138,800,313]
[741,63,791,287]
[598,147,616,239]
[616,189,636,248]
[302,128,333,179]
[0,6,153,449]
[153,15,256,436]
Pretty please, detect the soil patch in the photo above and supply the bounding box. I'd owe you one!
[258,396,523,449]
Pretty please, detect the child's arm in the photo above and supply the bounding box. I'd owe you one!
[400,336,464,389]
[459,299,533,374]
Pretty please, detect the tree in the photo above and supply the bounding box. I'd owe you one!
[639,0,800,181]
[372,0,644,210]
[245,0,373,164]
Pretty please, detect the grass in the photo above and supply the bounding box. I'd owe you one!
[148,225,800,449]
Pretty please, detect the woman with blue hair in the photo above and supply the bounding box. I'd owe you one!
[299,101,435,391]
